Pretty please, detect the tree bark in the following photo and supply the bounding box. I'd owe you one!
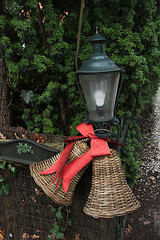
[0,60,10,127]
[58,95,68,135]
[0,0,4,15]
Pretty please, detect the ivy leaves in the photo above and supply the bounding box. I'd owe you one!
[49,206,73,239]
[48,222,64,240]
[0,161,16,196]
[0,162,11,196]
[0,161,6,170]
[0,180,11,196]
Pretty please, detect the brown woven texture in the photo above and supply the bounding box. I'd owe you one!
[30,139,89,206]
[83,149,141,218]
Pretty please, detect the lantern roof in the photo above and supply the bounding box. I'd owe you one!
[89,31,106,43]
[76,30,121,74]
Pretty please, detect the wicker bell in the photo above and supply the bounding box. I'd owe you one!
[83,149,141,218]
[30,139,89,206]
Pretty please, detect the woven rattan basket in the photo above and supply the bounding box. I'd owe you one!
[30,139,89,206]
[83,149,141,218]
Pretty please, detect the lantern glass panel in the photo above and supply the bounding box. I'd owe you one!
[79,72,120,121]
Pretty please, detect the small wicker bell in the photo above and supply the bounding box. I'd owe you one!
[83,149,140,218]
[30,139,89,206]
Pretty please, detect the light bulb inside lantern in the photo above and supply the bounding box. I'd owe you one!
[94,90,105,107]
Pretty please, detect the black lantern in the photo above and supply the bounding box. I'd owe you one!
[76,29,123,125]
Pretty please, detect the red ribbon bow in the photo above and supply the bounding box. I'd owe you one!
[40,122,111,193]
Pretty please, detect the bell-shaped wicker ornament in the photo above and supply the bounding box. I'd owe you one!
[30,139,89,206]
[83,149,140,218]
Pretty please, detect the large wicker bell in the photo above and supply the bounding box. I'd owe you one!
[83,149,141,218]
[30,139,89,206]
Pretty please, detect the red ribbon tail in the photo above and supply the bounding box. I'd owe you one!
[56,175,61,188]
[40,160,59,175]
[40,141,76,182]
[58,150,93,193]
[52,172,60,184]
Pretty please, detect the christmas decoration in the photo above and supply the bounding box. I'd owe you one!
[84,150,140,218]
[30,122,140,218]
[30,138,89,206]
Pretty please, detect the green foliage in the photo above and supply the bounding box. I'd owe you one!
[49,206,73,239]
[0,161,6,170]
[0,161,16,196]
[1,0,160,183]
[121,120,143,184]
[0,182,11,196]
[0,0,84,135]
[0,175,4,182]
[17,142,34,154]
[56,206,63,220]
[49,222,64,239]
[21,90,34,104]
[8,163,16,176]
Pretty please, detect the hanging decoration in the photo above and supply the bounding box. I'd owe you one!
[30,138,89,206]
[83,150,140,218]
[30,122,140,218]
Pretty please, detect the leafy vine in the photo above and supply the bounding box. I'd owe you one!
[0,161,16,196]
[48,206,74,240]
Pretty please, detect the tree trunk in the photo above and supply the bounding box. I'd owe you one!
[58,94,68,135]
[0,60,10,127]
[0,0,4,15]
